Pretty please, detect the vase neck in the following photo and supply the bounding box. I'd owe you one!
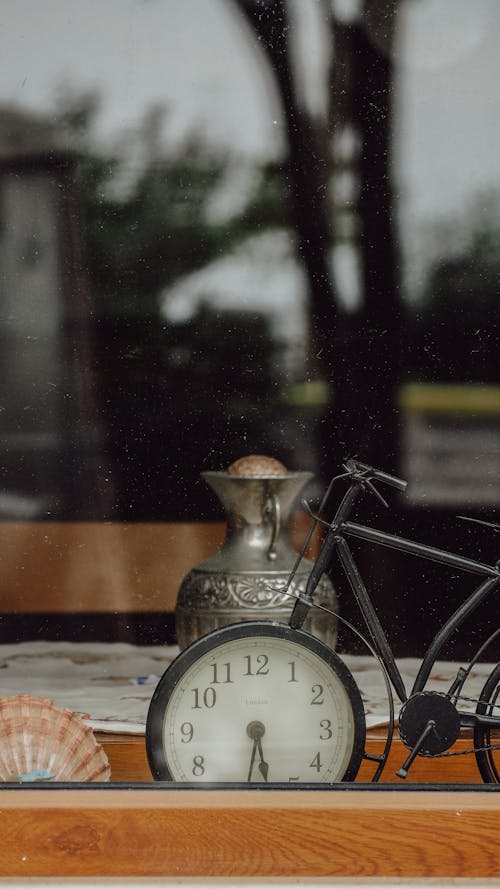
[202,471,313,528]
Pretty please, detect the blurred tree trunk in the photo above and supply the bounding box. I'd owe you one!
[231,0,338,366]
[329,0,402,468]
[231,0,402,473]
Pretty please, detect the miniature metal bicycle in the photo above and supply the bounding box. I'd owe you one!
[287,458,500,782]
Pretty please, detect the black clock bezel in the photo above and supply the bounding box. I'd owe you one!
[146,620,367,784]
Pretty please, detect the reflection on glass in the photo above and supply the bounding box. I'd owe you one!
[0,0,498,786]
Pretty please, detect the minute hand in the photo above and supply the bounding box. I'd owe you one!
[247,739,258,782]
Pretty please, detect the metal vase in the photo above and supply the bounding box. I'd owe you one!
[175,470,338,650]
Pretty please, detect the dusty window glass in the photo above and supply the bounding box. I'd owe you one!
[0,0,499,785]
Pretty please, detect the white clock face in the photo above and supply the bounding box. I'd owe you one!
[151,627,365,783]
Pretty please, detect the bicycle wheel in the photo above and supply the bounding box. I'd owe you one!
[474,661,500,783]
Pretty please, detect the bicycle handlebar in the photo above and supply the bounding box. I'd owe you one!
[344,459,408,493]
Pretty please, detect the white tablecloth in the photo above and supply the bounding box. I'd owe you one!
[0,641,495,734]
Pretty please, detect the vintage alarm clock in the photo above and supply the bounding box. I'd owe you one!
[146,620,366,783]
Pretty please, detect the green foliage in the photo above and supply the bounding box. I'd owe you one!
[56,91,289,317]
[78,143,227,315]
[418,191,500,325]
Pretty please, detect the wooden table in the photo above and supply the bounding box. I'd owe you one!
[99,727,489,785]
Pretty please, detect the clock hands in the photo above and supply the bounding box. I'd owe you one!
[247,739,257,782]
[257,738,269,781]
[246,721,269,782]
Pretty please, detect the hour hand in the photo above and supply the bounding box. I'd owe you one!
[257,739,269,782]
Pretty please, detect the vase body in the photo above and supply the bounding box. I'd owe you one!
[175,470,338,650]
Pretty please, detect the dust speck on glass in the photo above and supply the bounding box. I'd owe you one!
[0,0,499,786]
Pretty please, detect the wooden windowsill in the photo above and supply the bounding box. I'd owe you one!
[1,785,500,878]
[1,732,498,878]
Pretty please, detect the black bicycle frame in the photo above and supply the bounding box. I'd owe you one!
[295,476,500,705]
[340,519,500,702]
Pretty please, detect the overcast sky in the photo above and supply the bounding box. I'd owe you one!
[0,0,283,156]
[1,0,500,233]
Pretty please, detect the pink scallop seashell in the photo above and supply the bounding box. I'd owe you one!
[0,695,111,782]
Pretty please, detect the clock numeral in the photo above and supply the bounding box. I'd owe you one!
[310,684,324,705]
[210,662,233,684]
[191,687,217,709]
[288,661,298,682]
[309,752,322,773]
[192,755,205,777]
[244,654,269,676]
[319,719,333,740]
[180,722,194,743]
